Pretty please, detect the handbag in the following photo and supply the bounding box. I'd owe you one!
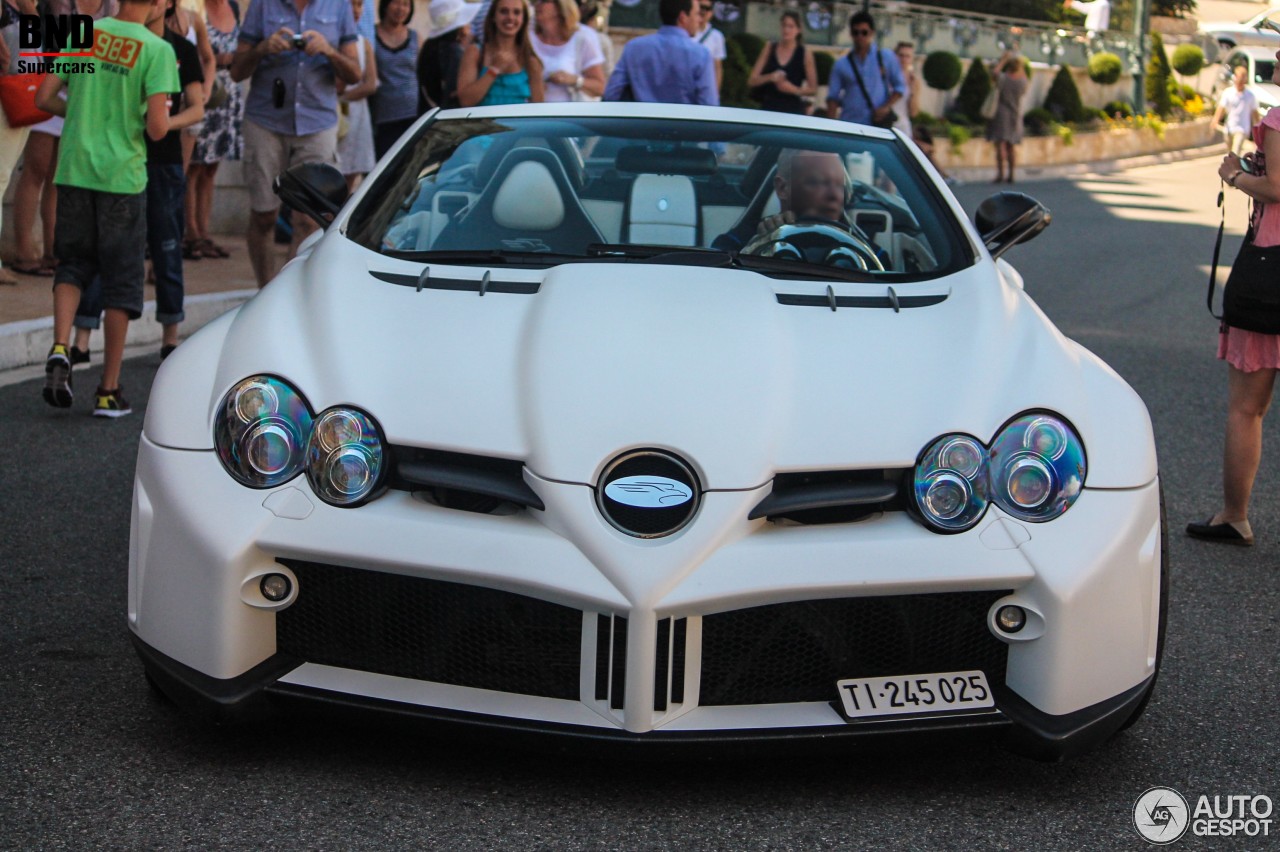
[981,86,998,120]
[0,73,52,128]
[848,48,897,128]
[1207,167,1280,334]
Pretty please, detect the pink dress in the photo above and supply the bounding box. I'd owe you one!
[1218,109,1280,371]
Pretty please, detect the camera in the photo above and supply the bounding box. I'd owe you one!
[1241,151,1266,176]
[292,33,306,49]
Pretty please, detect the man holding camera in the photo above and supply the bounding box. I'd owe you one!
[231,0,361,287]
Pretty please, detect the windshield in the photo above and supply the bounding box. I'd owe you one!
[346,114,973,281]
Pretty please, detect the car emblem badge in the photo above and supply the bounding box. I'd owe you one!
[597,450,701,538]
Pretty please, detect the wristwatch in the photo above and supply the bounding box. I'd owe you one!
[1229,169,1243,187]
[573,75,583,90]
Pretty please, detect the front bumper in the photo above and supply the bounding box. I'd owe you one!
[130,436,1163,760]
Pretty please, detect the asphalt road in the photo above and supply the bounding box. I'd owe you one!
[2,158,1277,850]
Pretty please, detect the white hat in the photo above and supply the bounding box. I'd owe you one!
[425,0,482,38]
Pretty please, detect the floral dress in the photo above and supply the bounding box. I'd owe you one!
[193,9,244,164]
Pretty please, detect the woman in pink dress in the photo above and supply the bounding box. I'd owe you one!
[1190,50,1280,546]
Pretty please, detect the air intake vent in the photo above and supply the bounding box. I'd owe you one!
[654,617,688,711]
[594,613,628,710]
[388,446,544,512]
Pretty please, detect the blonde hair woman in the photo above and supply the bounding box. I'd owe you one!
[457,0,545,106]
[531,0,605,101]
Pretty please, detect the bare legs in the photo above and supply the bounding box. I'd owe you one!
[993,142,1016,183]
[13,132,58,268]
[186,161,219,246]
[1213,364,1277,525]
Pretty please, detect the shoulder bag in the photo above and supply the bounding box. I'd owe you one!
[848,47,897,129]
[1208,158,1280,335]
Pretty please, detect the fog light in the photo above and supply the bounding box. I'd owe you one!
[996,605,1026,633]
[260,573,292,602]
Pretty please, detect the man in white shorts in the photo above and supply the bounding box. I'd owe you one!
[1213,66,1259,156]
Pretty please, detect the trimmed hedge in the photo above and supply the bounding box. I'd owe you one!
[1044,64,1086,123]
[956,57,994,122]
[814,49,834,86]
[1088,52,1123,85]
[721,36,756,108]
[1103,99,1134,117]
[1146,33,1173,116]
[1171,43,1205,77]
[922,50,962,91]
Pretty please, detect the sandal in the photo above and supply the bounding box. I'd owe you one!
[198,238,230,258]
[11,260,54,277]
[182,239,204,260]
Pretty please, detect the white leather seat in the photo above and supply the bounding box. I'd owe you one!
[493,161,565,231]
[628,174,697,246]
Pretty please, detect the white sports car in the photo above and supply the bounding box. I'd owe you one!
[130,103,1164,761]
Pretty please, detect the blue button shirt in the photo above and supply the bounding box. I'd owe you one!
[604,25,718,106]
[239,0,358,136]
[826,44,906,125]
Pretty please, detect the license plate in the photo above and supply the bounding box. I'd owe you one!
[836,670,995,721]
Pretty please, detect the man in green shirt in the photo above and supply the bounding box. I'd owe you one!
[35,0,178,417]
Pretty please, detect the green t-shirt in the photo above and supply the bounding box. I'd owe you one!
[55,17,179,195]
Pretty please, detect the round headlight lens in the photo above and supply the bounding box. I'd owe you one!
[913,433,988,532]
[305,407,385,506]
[990,413,1086,522]
[215,376,312,488]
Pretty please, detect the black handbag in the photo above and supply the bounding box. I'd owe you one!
[1208,176,1280,334]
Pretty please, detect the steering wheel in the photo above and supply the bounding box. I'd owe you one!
[742,216,885,272]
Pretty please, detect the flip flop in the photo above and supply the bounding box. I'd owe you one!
[198,238,230,258]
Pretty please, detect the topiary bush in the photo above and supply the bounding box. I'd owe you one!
[923,50,962,91]
[729,31,765,69]
[1023,106,1055,135]
[1043,64,1086,123]
[1103,99,1134,117]
[956,57,994,122]
[1088,52,1123,85]
[720,37,756,108]
[813,49,834,86]
[1146,33,1173,116]
[1171,43,1205,78]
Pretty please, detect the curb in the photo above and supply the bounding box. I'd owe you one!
[947,140,1223,183]
[0,289,256,373]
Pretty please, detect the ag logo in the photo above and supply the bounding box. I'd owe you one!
[1134,787,1190,844]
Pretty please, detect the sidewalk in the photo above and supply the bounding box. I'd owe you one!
[0,237,277,372]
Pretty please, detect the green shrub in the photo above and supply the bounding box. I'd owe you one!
[914,109,936,124]
[1173,81,1196,101]
[1146,33,1173,116]
[1043,64,1086,122]
[922,51,962,91]
[813,49,834,86]
[1171,43,1205,77]
[947,123,972,153]
[720,37,756,108]
[1023,106,1054,135]
[1088,52,1123,85]
[1103,99,1134,117]
[956,57,994,122]
[728,31,765,68]
[944,110,972,127]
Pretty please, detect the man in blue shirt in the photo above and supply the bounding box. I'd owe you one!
[825,11,905,127]
[231,0,361,286]
[604,0,718,105]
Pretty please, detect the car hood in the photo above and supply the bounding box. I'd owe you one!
[158,235,1153,490]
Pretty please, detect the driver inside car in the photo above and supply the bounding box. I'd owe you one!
[711,150,884,264]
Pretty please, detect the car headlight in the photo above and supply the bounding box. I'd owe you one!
[913,434,989,532]
[214,376,313,488]
[989,413,1086,522]
[305,407,386,506]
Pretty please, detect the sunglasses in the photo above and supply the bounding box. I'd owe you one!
[852,28,872,36]
[699,4,712,11]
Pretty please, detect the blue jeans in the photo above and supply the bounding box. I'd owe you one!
[75,164,186,329]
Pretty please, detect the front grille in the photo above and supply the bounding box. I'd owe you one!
[699,591,1010,706]
[277,560,582,700]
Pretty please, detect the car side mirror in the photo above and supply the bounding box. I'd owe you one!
[273,162,350,229]
[974,192,1051,261]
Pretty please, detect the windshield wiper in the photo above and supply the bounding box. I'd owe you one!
[383,248,586,264]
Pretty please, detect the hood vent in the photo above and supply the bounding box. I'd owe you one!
[389,446,544,513]
[750,469,908,525]
[370,270,539,295]
[775,292,947,310]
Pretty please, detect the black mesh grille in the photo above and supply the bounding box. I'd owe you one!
[699,591,1010,706]
[276,560,583,700]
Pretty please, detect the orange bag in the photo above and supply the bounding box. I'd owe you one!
[0,73,52,128]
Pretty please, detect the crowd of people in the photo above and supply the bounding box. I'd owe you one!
[2,0,962,416]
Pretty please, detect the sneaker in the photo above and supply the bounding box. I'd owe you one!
[92,386,132,418]
[42,344,73,408]
[69,346,90,366]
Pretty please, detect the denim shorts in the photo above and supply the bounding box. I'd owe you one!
[53,185,147,320]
